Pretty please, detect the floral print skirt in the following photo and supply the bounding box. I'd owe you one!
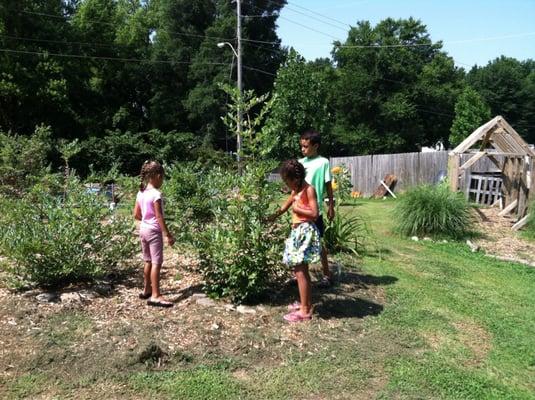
[283,222,321,267]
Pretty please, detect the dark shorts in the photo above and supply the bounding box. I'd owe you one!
[314,215,325,238]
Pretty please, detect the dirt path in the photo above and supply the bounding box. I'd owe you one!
[473,207,535,266]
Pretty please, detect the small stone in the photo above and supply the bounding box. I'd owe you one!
[36,292,59,303]
[93,284,112,296]
[236,305,256,315]
[196,297,216,307]
[191,293,207,299]
[256,306,267,313]
[442,240,448,243]
[224,304,236,312]
[60,292,81,303]
[423,237,432,241]
[411,236,419,241]
[210,323,220,331]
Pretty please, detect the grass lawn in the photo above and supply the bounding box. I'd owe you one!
[2,199,535,399]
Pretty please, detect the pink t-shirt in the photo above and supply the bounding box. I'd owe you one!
[136,188,163,232]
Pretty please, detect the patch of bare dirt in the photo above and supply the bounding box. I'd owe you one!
[0,248,392,398]
[473,207,535,266]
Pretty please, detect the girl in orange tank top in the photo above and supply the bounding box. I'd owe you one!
[267,159,321,323]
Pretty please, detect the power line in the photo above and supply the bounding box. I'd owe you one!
[18,9,282,46]
[281,0,350,29]
[0,46,276,77]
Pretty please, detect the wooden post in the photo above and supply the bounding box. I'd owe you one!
[448,154,460,192]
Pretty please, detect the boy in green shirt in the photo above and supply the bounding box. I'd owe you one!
[299,130,334,286]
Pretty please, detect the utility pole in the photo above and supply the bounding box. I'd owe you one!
[236,0,243,172]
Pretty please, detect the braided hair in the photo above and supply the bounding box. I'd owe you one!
[139,160,164,191]
[280,159,306,189]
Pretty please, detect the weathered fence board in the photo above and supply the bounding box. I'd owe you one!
[330,151,499,197]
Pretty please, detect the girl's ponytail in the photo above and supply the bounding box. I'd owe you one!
[139,162,148,192]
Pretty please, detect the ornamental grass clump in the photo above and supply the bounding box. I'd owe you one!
[523,199,535,239]
[394,184,473,239]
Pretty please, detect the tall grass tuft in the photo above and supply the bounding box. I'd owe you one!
[393,184,473,239]
[523,199,535,239]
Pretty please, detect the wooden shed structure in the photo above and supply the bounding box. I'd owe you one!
[448,116,535,228]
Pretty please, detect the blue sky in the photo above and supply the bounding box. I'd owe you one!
[276,0,535,68]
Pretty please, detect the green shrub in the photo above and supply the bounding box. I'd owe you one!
[0,125,52,190]
[324,209,368,256]
[196,163,287,303]
[393,184,473,239]
[0,178,137,289]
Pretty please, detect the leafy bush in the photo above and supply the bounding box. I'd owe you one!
[0,125,52,190]
[393,184,473,238]
[0,178,137,289]
[195,163,287,303]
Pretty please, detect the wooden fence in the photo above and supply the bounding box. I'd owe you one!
[331,151,502,197]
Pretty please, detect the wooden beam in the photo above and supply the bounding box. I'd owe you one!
[512,214,530,231]
[448,154,460,191]
[459,151,486,171]
[487,155,503,170]
[498,117,535,157]
[452,116,500,154]
[498,199,518,216]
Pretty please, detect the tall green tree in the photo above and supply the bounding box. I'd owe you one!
[331,18,464,155]
[262,49,333,159]
[468,56,535,143]
[449,86,491,147]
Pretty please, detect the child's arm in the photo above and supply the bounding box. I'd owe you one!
[326,181,335,220]
[133,201,142,221]
[266,191,295,221]
[154,199,175,246]
[293,186,319,220]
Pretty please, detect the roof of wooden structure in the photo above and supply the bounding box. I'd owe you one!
[450,116,535,157]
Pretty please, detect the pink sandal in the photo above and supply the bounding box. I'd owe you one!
[287,301,300,311]
[283,311,312,323]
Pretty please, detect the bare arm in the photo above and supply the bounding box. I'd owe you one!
[133,201,142,221]
[154,199,175,246]
[267,191,295,221]
[326,180,335,220]
[293,185,319,220]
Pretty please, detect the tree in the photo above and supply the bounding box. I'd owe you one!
[468,57,535,144]
[261,49,333,159]
[449,86,491,147]
[330,18,464,155]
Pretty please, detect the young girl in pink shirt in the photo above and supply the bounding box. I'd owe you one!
[133,161,175,307]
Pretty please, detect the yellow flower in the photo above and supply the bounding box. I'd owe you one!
[332,180,338,190]
[331,166,342,174]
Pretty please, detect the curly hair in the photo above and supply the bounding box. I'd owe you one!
[139,160,164,191]
[280,159,306,187]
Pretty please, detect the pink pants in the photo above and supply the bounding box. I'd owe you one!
[139,227,163,265]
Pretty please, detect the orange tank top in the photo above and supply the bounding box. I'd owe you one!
[292,184,315,224]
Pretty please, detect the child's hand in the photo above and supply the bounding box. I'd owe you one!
[166,233,175,246]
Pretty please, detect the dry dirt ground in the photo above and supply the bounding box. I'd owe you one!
[0,249,391,398]
[472,206,535,266]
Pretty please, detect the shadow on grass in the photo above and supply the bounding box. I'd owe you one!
[314,296,383,319]
[253,270,396,321]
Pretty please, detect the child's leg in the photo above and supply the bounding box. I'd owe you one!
[150,263,162,298]
[320,245,332,279]
[143,261,152,295]
[294,263,312,315]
